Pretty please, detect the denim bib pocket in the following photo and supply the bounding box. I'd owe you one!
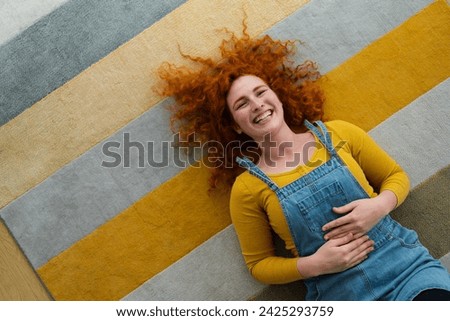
[296,181,350,233]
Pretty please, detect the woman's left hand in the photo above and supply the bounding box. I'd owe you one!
[322,190,398,240]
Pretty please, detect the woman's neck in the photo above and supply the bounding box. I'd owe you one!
[256,125,315,172]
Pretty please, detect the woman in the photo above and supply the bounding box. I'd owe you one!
[157,30,450,300]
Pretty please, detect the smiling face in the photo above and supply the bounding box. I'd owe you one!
[226,75,284,141]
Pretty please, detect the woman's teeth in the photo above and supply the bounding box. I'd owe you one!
[254,110,272,123]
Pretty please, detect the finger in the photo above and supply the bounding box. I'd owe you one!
[324,224,351,240]
[344,241,374,268]
[352,232,365,239]
[350,243,374,265]
[332,201,357,214]
[322,215,352,232]
[350,255,369,268]
[325,229,352,240]
[351,238,375,257]
[326,228,366,240]
[329,232,354,246]
[344,235,371,252]
[335,235,373,269]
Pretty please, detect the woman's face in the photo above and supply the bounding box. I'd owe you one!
[226,75,284,141]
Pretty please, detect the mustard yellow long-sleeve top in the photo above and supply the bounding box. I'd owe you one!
[229,120,410,284]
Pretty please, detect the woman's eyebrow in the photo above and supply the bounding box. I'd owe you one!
[232,85,267,109]
[253,85,267,92]
[233,96,247,109]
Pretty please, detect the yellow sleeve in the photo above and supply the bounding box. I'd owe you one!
[328,120,410,206]
[229,177,303,284]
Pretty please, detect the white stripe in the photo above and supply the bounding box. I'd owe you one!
[440,253,450,272]
[0,0,69,45]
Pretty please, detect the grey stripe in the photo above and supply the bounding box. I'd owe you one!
[440,253,450,272]
[0,0,186,125]
[0,0,434,270]
[122,226,266,301]
[369,78,450,189]
[267,0,433,74]
[122,231,450,301]
[0,99,189,268]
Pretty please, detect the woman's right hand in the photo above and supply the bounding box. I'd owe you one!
[296,233,374,278]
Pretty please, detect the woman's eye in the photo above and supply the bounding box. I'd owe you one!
[256,90,267,96]
[236,101,248,109]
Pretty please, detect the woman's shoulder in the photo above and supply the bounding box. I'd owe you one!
[323,119,362,131]
[231,170,268,197]
[320,120,371,155]
[323,119,367,139]
[233,171,259,190]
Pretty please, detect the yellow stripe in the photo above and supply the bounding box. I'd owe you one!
[38,165,231,300]
[321,0,450,131]
[0,0,309,209]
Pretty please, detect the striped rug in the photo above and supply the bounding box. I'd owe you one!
[1,0,449,300]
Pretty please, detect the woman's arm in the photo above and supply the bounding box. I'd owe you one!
[336,120,410,204]
[230,177,302,284]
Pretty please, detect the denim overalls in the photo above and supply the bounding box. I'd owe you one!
[237,120,450,300]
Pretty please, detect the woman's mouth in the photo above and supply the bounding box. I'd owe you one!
[253,110,273,124]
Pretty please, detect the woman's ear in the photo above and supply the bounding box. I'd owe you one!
[234,126,242,134]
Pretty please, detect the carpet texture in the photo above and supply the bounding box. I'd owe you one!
[0,0,448,300]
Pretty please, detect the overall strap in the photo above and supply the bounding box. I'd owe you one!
[304,120,338,157]
[236,156,280,193]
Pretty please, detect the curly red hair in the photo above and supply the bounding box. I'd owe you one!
[156,29,325,189]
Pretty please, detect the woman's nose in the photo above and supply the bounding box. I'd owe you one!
[251,99,264,111]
